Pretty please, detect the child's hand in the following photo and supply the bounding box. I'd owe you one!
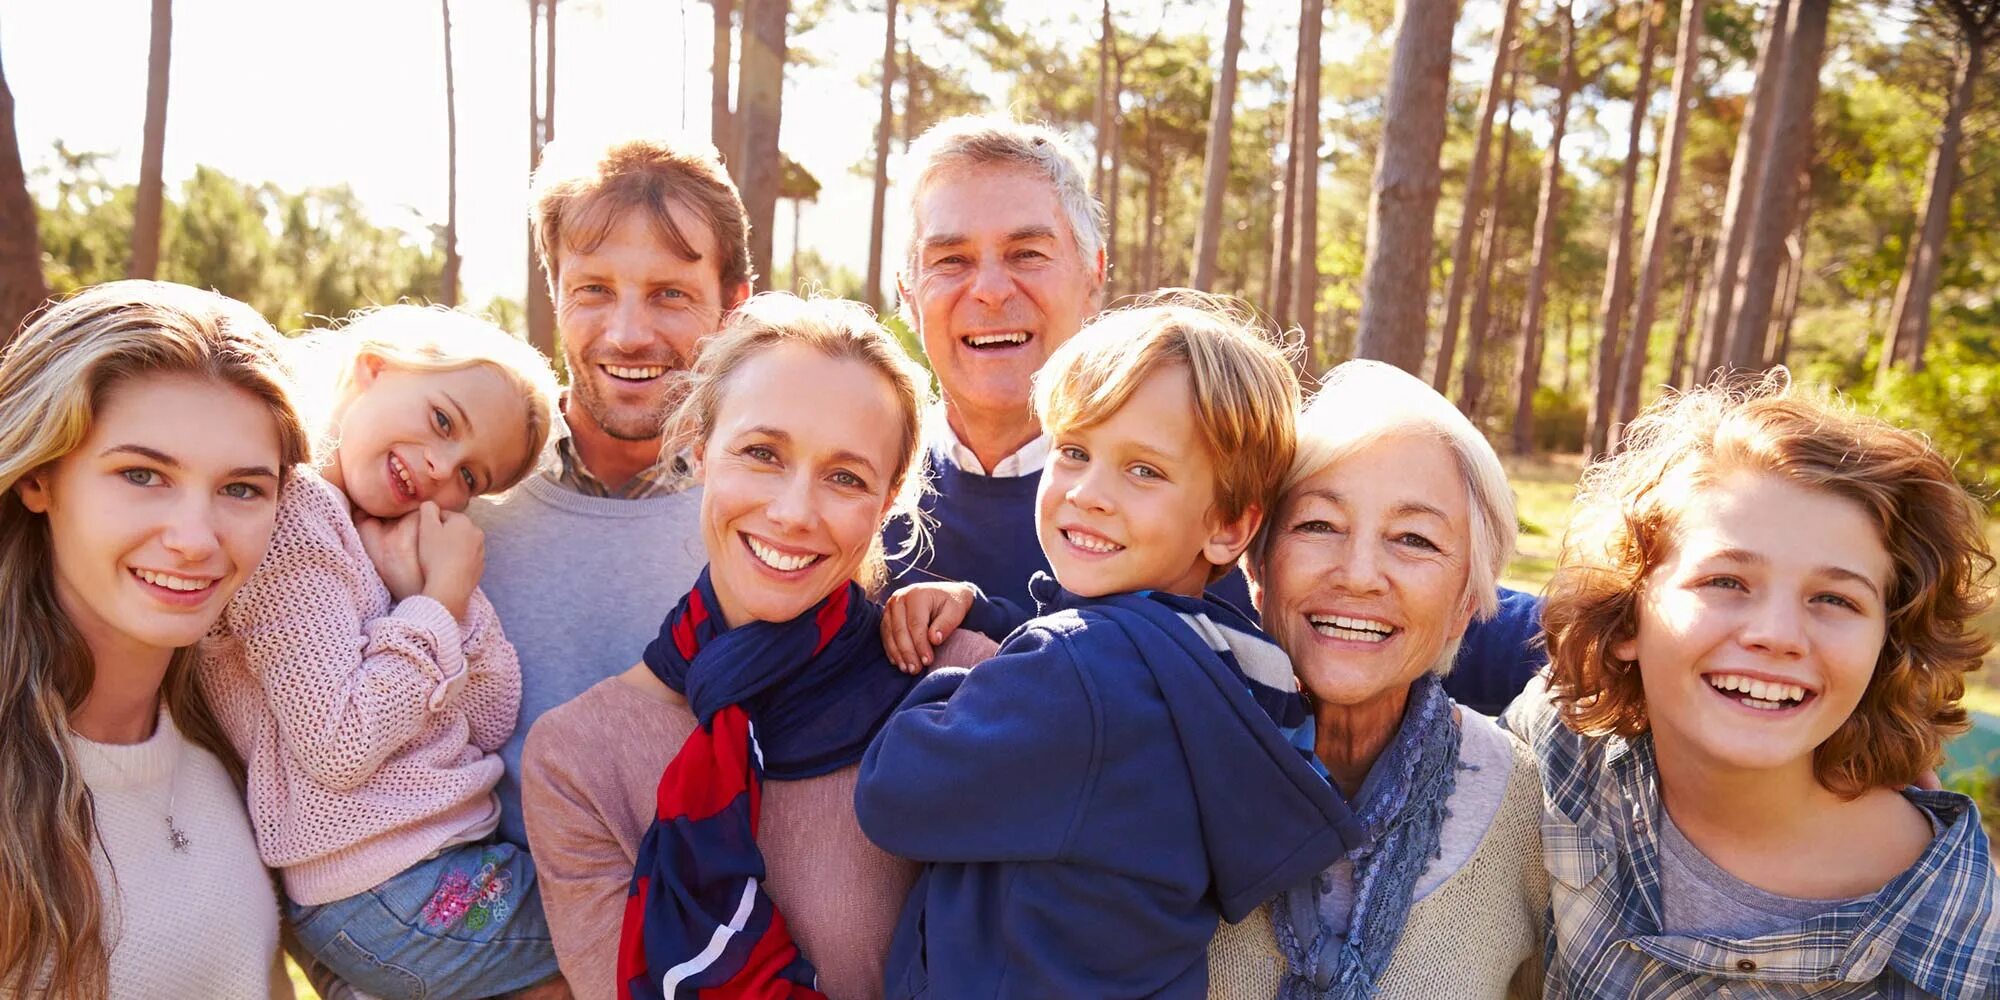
[415,501,485,622]
[356,511,424,602]
[881,582,977,674]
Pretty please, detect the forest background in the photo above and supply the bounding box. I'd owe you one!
[1,0,1997,801]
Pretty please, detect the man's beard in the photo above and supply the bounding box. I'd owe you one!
[573,371,673,442]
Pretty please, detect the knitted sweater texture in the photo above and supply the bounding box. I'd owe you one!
[1207,712,1547,1000]
[69,709,286,1000]
[199,468,520,905]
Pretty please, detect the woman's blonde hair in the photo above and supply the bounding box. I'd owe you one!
[1544,373,1994,797]
[292,305,561,492]
[664,293,933,592]
[0,280,311,999]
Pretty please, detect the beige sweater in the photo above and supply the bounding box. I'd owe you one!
[68,709,289,1000]
[520,630,997,1000]
[1208,713,1548,1000]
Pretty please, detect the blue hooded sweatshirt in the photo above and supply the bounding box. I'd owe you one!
[855,584,1364,999]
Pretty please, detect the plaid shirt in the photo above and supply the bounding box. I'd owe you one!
[1506,689,2000,999]
[545,430,693,500]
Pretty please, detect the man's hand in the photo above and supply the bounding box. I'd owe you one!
[356,511,424,602]
[881,582,978,674]
[415,501,486,622]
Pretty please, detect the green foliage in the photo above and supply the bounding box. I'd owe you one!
[1851,343,2000,511]
[1530,384,1587,454]
[35,148,444,333]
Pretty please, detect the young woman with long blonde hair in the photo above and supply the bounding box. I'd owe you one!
[0,280,311,999]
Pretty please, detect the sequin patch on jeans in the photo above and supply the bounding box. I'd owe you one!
[419,850,514,931]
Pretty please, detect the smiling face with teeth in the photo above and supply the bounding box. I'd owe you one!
[324,359,534,518]
[1035,365,1256,599]
[1617,472,1892,780]
[17,374,284,668]
[905,163,1104,462]
[695,343,907,628]
[1255,432,1476,712]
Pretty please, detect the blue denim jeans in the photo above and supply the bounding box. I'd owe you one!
[289,840,559,1000]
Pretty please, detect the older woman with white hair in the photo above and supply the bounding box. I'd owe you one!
[1208,360,1546,1000]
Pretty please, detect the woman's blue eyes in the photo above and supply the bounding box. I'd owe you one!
[221,483,265,500]
[122,468,159,487]
[124,467,264,500]
[433,408,452,434]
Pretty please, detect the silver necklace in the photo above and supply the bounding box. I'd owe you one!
[78,728,193,854]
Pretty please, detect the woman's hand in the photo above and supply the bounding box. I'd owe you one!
[882,582,977,674]
[415,501,485,622]
[356,510,424,602]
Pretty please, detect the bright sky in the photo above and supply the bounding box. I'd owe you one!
[5,0,1551,312]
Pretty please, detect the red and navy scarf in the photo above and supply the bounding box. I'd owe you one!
[617,568,915,1000]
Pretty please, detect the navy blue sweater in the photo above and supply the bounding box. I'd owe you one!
[882,451,1257,636]
[855,596,1357,999]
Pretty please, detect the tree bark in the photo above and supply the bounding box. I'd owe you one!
[440,0,461,307]
[1509,1,1575,456]
[1611,0,1705,445]
[1697,0,1790,378]
[1667,231,1705,389]
[864,0,897,313]
[1354,0,1456,376]
[1268,34,1303,328]
[1586,0,1661,457]
[737,0,789,292]
[1433,0,1521,393]
[1191,0,1247,291]
[0,41,47,346]
[1141,143,1162,291]
[129,0,172,280]
[1460,62,1519,416]
[1096,0,1113,200]
[713,0,736,180]
[1292,0,1324,369]
[1770,192,1809,366]
[526,0,557,358]
[1879,33,1986,378]
[1721,0,1828,374]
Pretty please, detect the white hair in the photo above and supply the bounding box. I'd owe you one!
[902,115,1105,270]
[1257,360,1518,674]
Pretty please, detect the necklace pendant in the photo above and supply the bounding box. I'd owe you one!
[166,816,192,854]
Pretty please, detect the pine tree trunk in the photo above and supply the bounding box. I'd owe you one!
[1107,80,1125,297]
[1292,0,1324,369]
[1460,63,1520,416]
[1355,0,1456,376]
[1433,0,1521,392]
[1697,0,1790,377]
[1142,145,1162,291]
[712,0,736,176]
[526,0,556,358]
[1667,231,1705,389]
[1721,0,1828,374]
[1191,0,1246,291]
[1096,0,1113,200]
[1770,182,1812,366]
[129,0,171,280]
[1268,41,1302,328]
[0,41,46,346]
[1586,0,1661,457]
[1510,1,1575,456]
[864,0,897,313]
[1611,0,1705,444]
[440,0,461,307]
[1879,34,1984,378]
[737,0,789,292]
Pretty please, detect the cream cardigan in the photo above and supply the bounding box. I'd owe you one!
[1208,712,1548,1000]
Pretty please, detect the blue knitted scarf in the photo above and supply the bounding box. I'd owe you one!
[1271,672,1462,999]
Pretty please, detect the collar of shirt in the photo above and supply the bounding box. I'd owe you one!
[926,404,1049,478]
[544,414,694,500]
[1519,700,2000,998]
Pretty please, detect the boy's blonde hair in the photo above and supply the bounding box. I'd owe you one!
[1033,290,1300,577]
[1544,373,1994,798]
[665,293,936,590]
[295,305,562,493]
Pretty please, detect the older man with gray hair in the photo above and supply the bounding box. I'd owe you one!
[879,115,1258,642]
[879,115,1541,713]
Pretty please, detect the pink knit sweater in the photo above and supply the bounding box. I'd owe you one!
[198,468,522,905]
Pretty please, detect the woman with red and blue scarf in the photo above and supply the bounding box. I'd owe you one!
[518,296,996,1000]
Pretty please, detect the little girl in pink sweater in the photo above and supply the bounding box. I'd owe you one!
[198,306,565,1000]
